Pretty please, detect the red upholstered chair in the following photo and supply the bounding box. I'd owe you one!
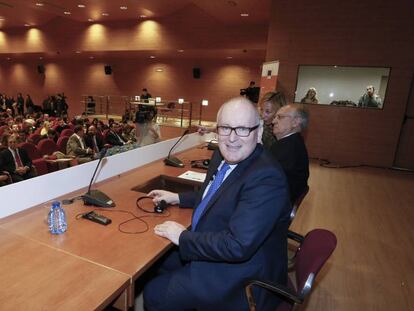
[18,142,49,176]
[56,136,69,154]
[37,139,60,172]
[28,133,42,145]
[60,128,74,137]
[245,229,337,311]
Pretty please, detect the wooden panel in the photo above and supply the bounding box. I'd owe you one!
[0,228,129,311]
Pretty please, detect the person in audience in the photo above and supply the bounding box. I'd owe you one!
[260,91,287,150]
[121,123,137,144]
[271,104,309,203]
[300,87,319,105]
[54,118,70,134]
[0,134,36,182]
[358,85,381,108]
[137,110,160,146]
[240,80,260,103]
[40,121,51,137]
[85,125,104,154]
[25,94,34,114]
[47,128,59,143]
[106,122,129,146]
[0,171,10,186]
[66,125,93,164]
[141,88,152,102]
[16,93,24,116]
[143,97,290,311]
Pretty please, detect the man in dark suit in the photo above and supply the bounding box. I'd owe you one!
[85,125,104,154]
[271,104,309,203]
[144,97,291,310]
[0,134,36,182]
[105,123,128,146]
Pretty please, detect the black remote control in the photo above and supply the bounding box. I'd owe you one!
[82,211,112,226]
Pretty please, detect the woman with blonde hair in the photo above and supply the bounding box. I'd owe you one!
[300,87,319,105]
[259,91,287,150]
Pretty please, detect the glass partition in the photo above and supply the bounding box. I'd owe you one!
[294,65,390,108]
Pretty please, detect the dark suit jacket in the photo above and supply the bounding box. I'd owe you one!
[85,134,104,152]
[0,147,32,174]
[105,130,125,146]
[177,144,291,310]
[270,132,309,203]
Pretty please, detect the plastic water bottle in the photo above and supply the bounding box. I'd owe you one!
[48,201,67,234]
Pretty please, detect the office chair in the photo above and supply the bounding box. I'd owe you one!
[245,229,337,311]
[289,185,309,223]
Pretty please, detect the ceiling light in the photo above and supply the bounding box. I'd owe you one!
[39,56,43,60]
[226,56,233,59]
[155,68,163,72]
[35,3,44,6]
[64,11,71,15]
[6,57,11,60]
[88,18,94,22]
[150,55,155,59]
[102,13,109,16]
[120,6,128,10]
[0,17,5,21]
[177,49,184,53]
[24,24,31,27]
[78,4,85,8]
[89,56,94,59]
[240,13,249,17]
[139,15,147,18]
[75,51,81,54]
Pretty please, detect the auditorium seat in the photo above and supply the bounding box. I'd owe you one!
[37,139,60,172]
[56,136,69,154]
[28,133,42,145]
[18,142,49,176]
[60,128,74,137]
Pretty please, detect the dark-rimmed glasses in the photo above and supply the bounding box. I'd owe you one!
[216,124,259,137]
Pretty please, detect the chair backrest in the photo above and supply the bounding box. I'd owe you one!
[18,142,42,160]
[295,229,337,298]
[289,185,309,222]
[28,133,42,145]
[60,128,74,137]
[37,138,59,156]
[56,136,69,154]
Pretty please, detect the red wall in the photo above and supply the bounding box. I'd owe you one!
[266,0,414,166]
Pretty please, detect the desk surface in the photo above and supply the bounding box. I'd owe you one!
[0,146,212,308]
[0,228,130,311]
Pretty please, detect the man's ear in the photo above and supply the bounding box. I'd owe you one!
[257,120,264,143]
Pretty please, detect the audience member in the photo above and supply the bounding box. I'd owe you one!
[106,123,129,146]
[0,134,36,182]
[259,91,287,150]
[143,97,290,310]
[25,94,34,114]
[271,104,309,203]
[16,93,24,115]
[85,125,104,154]
[300,87,319,105]
[40,121,51,136]
[141,88,152,102]
[358,85,381,108]
[66,125,93,163]
[240,81,260,103]
[137,110,160,146]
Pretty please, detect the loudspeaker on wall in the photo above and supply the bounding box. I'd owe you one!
[104,65,112,75]
[193,67,201,79]
[37,65,45,74]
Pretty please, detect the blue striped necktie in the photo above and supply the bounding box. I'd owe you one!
[192,162,230,230]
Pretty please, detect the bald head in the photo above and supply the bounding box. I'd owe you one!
[217,97,260,125]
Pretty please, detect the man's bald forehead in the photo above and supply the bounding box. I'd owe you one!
[217,97,258,123]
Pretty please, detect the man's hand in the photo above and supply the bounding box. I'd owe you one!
[148,189,180,205]
[154,221,186,245]
[15,167,28,175]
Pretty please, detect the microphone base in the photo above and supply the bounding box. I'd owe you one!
[164,156,184,168]
[83,190,115,208]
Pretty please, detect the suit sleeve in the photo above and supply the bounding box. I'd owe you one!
[178,166,290,262]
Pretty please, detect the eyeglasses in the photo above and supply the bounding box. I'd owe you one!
[216,124,259,137]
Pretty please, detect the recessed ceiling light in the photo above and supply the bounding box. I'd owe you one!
[6,57,11,60]
[177,49,184,53]
[24,23,31,27]
[64,11,71,15]
[150,55,155,59]
[102,13,109,16]
[139,15,147,18]
[89,56,94,59]
[0,17,5,21]
[39,56,43,60]
[75,51,81,54]
[88,18,94,22]
[120,6,128,10]
[226,56,233,59]
[155,68,163,72]
[240,13,249,17]
[78,4,85,8]
[35,3,44,6]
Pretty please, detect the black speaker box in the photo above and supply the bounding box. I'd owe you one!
[104,65,112,75]
[37,65,45,74]
[193,67,201,79]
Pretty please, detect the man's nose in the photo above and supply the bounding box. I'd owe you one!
[228,129,238,141]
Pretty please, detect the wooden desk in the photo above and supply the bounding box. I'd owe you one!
[0,228,130,311]
[0,146,212,307]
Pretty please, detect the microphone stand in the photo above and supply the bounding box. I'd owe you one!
[164,129,189,167]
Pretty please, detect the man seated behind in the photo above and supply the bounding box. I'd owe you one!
[0,134,36,183]
[144,97,291,311]
[85,125,104,154]
[66,125,93,164]
[271,104,309,203]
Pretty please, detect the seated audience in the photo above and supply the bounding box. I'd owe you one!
[106,123,130,146]
[121,123,137,144]
[271,104,310,203]
[143,97,290,311]
[85,125,104,154]
[66,125,93,164]
[0,134,37,182]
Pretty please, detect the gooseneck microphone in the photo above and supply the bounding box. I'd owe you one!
[164,128,189,168]
[82,148,115,207]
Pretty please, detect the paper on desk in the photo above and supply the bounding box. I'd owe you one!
[178,171,207,182]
